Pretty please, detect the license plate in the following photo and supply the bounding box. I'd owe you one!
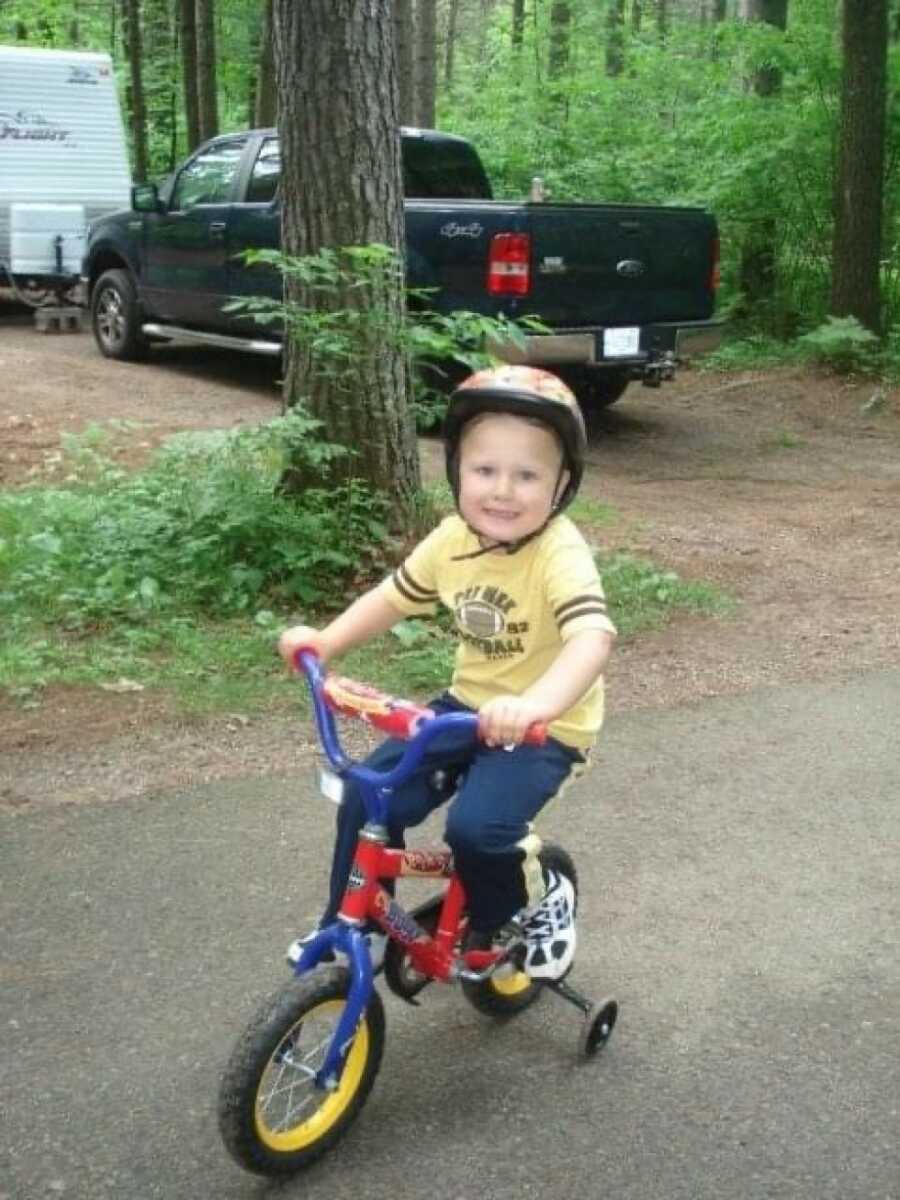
[603,326,640,358]
[318,768,345,805]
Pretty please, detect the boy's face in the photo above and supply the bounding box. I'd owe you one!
[458,413,567,546]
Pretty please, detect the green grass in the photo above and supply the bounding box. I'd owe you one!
[1,551,731,717]
[0,425,731,719]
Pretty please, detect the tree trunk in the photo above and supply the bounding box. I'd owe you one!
[178,0,201,150]
[195,0,219,142]
[831,0,888,335]
[548,0,571,78]
[739,0,787,94]
[632,0,642,34]
[122,0,149,183]
[272,0,419,508]
[656,0,668,39]
[444,0,461,92]
[606,0,626,76]
[738,0,788,313]
[393,0,416,124]
[415,0,437,128]
[254,0,277,128]
[512,0,526,49]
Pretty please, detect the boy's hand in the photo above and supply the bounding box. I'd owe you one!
[478,695,548,748]
[278,624,325,670]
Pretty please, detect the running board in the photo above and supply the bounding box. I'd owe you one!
[141,323,282,357]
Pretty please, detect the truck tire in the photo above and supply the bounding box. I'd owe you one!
[560,367,629,412]
[91,268,148,361]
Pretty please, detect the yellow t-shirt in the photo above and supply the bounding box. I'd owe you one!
[379,514,616,750]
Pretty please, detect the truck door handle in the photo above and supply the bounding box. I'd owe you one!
[209,221,227,234]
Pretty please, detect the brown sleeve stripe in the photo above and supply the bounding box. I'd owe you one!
[393,566,438,604]
[557,603,610,628]
[555,594,607,619]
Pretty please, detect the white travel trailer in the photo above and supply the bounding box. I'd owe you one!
[0,45,131,296]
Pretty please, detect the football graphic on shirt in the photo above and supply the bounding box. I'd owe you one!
[456,600,506,638]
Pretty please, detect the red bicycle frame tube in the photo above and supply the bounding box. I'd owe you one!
[338,840,497,982]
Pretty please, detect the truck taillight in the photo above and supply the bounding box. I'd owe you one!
[709,236,721,291]
[488,232,531,296]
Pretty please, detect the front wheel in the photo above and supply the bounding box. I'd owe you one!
[462,842,578,1018]
[91,268,148,361]
[218,967,386,1177]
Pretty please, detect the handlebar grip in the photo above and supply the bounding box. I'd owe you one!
[478,721,548,748]
[293,646,321,672]
[522,722,548,746]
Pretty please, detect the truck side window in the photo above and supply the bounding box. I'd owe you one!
[247,138,280,203]
[171,138,247,211]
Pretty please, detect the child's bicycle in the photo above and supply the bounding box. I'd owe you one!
[218,649,618,1178]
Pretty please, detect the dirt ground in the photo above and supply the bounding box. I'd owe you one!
[2,295,899,807]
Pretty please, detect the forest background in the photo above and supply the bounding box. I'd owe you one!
[1,0,897,726]
[1,0,897,349]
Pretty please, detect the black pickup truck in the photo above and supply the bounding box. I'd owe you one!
[82,127,722,409]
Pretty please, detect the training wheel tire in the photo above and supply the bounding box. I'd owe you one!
[578,998,618,1058]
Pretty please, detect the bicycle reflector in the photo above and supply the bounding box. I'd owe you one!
[487,232,531,296]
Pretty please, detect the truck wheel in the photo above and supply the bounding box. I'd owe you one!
[91,269,148,361]
[560,367,629,411]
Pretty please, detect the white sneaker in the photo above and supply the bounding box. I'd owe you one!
[516,869,576,980]
[287,927,387,971]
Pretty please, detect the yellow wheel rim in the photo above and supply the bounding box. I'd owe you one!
[490,967,532,996]
[255,999,369,1151]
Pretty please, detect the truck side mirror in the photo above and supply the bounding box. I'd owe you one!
[132,183,162,213]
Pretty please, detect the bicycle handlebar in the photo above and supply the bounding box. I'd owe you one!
[294,649,547,782]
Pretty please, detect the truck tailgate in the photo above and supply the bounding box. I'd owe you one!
[526,203,717,327]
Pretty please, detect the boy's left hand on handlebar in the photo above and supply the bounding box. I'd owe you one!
[477,695,548,748]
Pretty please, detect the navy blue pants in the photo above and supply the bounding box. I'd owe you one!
[320,694,586,934]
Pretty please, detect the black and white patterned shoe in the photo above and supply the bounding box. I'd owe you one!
[516,869,576,980]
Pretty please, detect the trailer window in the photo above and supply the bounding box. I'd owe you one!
[247,138,280,203]
[171,138,247,210]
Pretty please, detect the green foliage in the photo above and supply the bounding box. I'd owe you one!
[598,552,731,638]
[230,243,541,430]
[701,334,802,373]
[0,408,388,630]
[795,316,880,375]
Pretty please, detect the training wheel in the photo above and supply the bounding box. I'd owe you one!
[578,998,618,1058]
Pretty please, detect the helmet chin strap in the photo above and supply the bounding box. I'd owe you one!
[451,464,568,562]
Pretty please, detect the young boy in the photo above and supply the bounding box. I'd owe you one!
[278,365,616,980]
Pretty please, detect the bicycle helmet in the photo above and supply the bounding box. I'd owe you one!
[444,365,587,515]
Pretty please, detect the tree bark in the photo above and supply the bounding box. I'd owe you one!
[656,0,668,39]
[831,0,888,334]
[254,0,277,128]
[178,0,201,150]
[195,0,219,142]
[738,0,788,312]
[122,0,149,183]
[512,0,526,49]
[272,0,419,507]
[444,0,461,93]
[393,0,416,124]
[548,0,571,78]
[415,0,437,128]
[606,0,626,76]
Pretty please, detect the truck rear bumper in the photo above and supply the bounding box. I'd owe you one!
[489,318,725,368]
